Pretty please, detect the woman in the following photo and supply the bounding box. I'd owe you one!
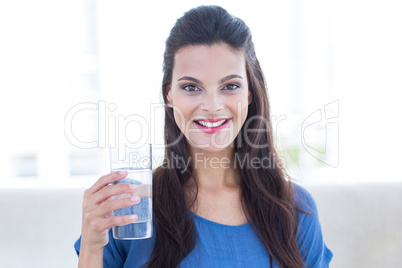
[75,5,333,268]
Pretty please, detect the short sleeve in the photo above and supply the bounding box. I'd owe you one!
[74,229,127,268]
[293,184,333,268]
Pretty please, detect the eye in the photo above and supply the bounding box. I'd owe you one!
[222,84,240,91]
[182,84,201,92]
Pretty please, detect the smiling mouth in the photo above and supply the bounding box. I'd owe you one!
[194,119,230,128]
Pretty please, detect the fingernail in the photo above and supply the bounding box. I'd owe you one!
[129,184,139,190]
[129,215,138,221]
[131,196,140,202]
[119,170,127,175]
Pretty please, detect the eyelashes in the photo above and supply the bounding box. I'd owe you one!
[182,84,200,92]
[222,84,240,91]
[181,83,240,92]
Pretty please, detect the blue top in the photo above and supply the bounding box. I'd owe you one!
[74,183,333,267]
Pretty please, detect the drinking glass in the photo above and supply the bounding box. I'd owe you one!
[109,143,152,239]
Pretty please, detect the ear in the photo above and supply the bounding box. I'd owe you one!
[248,90,252,105]
[166,85,173,108]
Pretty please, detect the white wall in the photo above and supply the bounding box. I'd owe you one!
[0,0,401,188]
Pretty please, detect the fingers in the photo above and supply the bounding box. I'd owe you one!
[83,196,141,231]
[84,191,141,221]
[136,184,152,198]
[84,213,139,235]
[93,182,139,205]
[87,171,128,195]
[84,171,137,210]
[105,214,139,228]
[87,214,139,234]
[80,172,142,250]
[97,195,141,217]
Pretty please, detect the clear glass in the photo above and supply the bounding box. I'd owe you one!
[109,143,152,240]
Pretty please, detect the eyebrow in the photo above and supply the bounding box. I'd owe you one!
[177,74,243,84]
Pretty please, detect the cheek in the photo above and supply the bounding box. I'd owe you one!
[231,94,249,122]
[173,109,185,130]
[172,100,195,129]
[238,106,249,128]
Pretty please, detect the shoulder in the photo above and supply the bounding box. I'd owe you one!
[291,182,324,249]
[291,182,334,266]
[291,182,319,215]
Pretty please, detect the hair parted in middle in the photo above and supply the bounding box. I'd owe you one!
[149,5,306,268]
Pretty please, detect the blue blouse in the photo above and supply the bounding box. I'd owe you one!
[74,183,333,267]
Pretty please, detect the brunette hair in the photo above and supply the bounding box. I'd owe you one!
[149,5,305,268]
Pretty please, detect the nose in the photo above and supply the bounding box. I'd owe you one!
[201,91,223,114]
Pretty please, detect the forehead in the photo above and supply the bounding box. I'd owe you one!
[173,44,246,79]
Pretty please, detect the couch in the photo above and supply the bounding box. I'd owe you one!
[0,182,401,268]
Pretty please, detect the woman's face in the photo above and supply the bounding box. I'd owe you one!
[167,43,251,153]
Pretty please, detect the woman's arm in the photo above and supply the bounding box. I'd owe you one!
[77,171,140,268]
[294,184,333,267]
[78,245,103,268]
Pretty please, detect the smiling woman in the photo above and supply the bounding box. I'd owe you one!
[75,5,332,268]
[167,44,250,151]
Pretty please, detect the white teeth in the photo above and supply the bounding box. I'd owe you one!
[196,119,227,128]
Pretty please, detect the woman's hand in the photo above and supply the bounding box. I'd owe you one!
[80,171,141,250]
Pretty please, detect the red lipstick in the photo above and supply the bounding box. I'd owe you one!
[194,118,231,133]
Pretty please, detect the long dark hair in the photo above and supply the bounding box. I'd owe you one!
[148,5,305,268]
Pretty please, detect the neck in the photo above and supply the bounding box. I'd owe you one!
[188,145,240,190]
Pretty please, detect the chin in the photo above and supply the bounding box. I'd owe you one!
[186,135,234,153]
